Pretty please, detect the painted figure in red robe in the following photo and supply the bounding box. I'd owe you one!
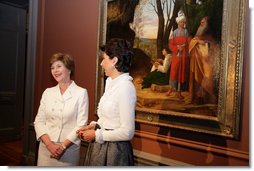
[166,12,190,100]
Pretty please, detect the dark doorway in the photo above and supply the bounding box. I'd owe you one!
[0,0,29,142]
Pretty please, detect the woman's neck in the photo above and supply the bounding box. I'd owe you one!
[110,71,123,80]
[59,80,72,95]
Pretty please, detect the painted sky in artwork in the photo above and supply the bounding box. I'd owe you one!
[131,0,174,39]
[141,3,158,39]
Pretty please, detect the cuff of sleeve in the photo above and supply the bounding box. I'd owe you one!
[67,133,80,145]
[95,129,104,144]
[89,121,97,125]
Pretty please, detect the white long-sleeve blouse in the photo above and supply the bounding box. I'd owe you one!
[94,73,137,143]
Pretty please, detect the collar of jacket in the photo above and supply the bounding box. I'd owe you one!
[53,81,76,101]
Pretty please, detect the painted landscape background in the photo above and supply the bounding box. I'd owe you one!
[105,0,223,117]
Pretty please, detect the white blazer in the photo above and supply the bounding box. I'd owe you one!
[34,81,88,145]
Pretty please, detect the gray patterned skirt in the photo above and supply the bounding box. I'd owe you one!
[84,141,134,166]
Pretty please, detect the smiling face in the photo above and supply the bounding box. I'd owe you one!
[51,60,70,84]
[100,52,117,77]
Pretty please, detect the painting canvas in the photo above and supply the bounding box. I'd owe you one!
[96,0,246,138]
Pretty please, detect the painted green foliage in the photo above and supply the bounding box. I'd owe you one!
[185,0,223,42]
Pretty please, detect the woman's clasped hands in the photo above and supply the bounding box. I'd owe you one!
[46,142,66,160]
[76,123,96,142]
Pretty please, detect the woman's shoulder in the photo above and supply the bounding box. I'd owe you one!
[43,85,58,93]
[39,86,58,99]
[118,78,136,92]
[71,82,88,94]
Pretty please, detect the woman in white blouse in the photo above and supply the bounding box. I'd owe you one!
[34,53,89,166]
[77,38,136,166]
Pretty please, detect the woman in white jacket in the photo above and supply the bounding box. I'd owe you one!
[34,53,88,166]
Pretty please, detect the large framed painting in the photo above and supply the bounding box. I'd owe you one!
[95,0,247,139]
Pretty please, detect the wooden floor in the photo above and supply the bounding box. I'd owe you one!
[0,139,24,166]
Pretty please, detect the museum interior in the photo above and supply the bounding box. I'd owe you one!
[0,0,249,166]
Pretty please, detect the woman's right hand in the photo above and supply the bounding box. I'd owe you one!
[46,142,65,159]
[79,129,96,142]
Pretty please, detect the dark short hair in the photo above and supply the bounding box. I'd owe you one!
[100,38,134,73]
[49,53,75,75]
[163,46,171,54]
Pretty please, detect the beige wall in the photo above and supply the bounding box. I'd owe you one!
[34,0,249,166]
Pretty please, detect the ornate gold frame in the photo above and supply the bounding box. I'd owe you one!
[95,0,247,139]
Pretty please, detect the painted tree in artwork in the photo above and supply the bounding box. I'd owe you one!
[106,0,152,79]
[148,0,184,57]
[147,0,222,56]
[106,0,140,43]
[130,0,147,49]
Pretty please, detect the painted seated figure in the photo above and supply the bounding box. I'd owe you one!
[142,47,171,89]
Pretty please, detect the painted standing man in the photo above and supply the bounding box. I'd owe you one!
[187,16,219,104]
[166,12,190,100]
